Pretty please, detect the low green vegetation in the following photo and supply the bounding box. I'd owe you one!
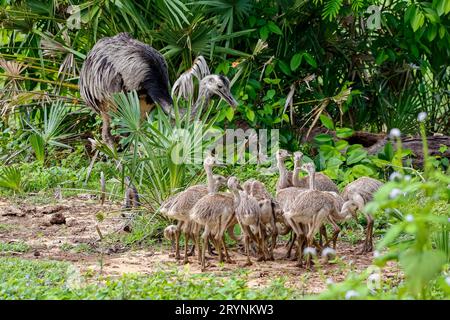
[0,257,297,300]
[0,0,449,300]
[0,241,30,253]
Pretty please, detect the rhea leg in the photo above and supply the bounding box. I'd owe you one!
[242,226,252,266]
[269,220,277,260]
[285,232,296,259]
[325,216,341,249]
[100,112,115,149]
[219,234,234,264]
[183,232,190,264]
[318,224,328,247]
[193,225,202,264]
[174,221,183,260]
[256,225,267,262]
[201,226,210,271]
[359,212,374,254]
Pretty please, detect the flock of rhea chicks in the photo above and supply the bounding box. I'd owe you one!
[161,149,383,271]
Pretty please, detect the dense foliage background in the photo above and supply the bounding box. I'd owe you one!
[1,0,449,142]
[0,0,449,300]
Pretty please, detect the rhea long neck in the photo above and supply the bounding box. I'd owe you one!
[205,164,215,194]
[292,160,302,187]
[192,85,213,116]
[230,187,241,207]
[308,169,316,190]
[277,157,290,188]
[354,193,365,211]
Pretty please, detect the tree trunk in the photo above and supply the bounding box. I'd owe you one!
[303,128,450,168]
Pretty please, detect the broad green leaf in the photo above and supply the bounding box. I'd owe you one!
[424,7,440,23]
[319,145,341,159]
[278,60,292,76]
[400,250,446,295]
[326,157,343,168]
[384,142,394,161]
[319,114,335,130]
[335,127,354,138]
[435,0,450,15]
[314,133,333,144]
[246,109,255,122]
[411,8,425,31]
[335,140,348,150]
[347,149,368,165]
[267,21,283,35]
[405,5,416,22]
[259,25,269,40]
[303,52,317,68]
[375,50,389,65]
[371,158,391,168]
[346,144,364,153]
[427,24,438,41]
[266,89,276,100]
[290,53,303,71]
[439,25,446,38]
[225,107,234,122]
[351,164,374,177]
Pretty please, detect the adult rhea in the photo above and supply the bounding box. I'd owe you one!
[79,32,237,147]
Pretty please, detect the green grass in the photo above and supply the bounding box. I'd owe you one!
[0,242,30,253]
[0,224,14,233]
[0,257,298,300]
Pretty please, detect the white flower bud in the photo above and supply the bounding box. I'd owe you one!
[389,188,402,199]
[321,247,336,258]
[405,214,414,222]
[303,247,317,257]
[417,112,427,122]
[368,273,380,282]
[345,290,359,300]
[389,128,401,138]
[389,172,402,181]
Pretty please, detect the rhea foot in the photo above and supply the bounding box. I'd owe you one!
[357,243,373,255]
[241,260,253,267]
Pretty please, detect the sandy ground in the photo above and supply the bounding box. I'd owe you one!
[0,195,401,294]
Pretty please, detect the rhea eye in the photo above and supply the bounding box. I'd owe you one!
[218,84,223,89]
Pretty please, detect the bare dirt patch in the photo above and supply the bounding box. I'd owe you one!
[0,195,400,294]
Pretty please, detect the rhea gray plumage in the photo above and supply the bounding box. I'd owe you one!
[164,156,226,262]
[80,35,238,147]
[228,177,268,266]
[242,178,277,260]
[292,151,339,192]
[79,32,172,147]
[80,32,172,113]
[275,149,293,192]
[340,176,383,253]
[284,162,338,267]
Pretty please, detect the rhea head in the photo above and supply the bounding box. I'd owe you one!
[200,75,238,107]
[276,149,291,161]
[300,162,316,174]
[293,151,303,166]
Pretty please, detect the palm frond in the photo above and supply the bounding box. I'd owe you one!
[0,166,23,193]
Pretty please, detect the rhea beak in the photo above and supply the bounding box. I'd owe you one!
[218,89,238,108]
